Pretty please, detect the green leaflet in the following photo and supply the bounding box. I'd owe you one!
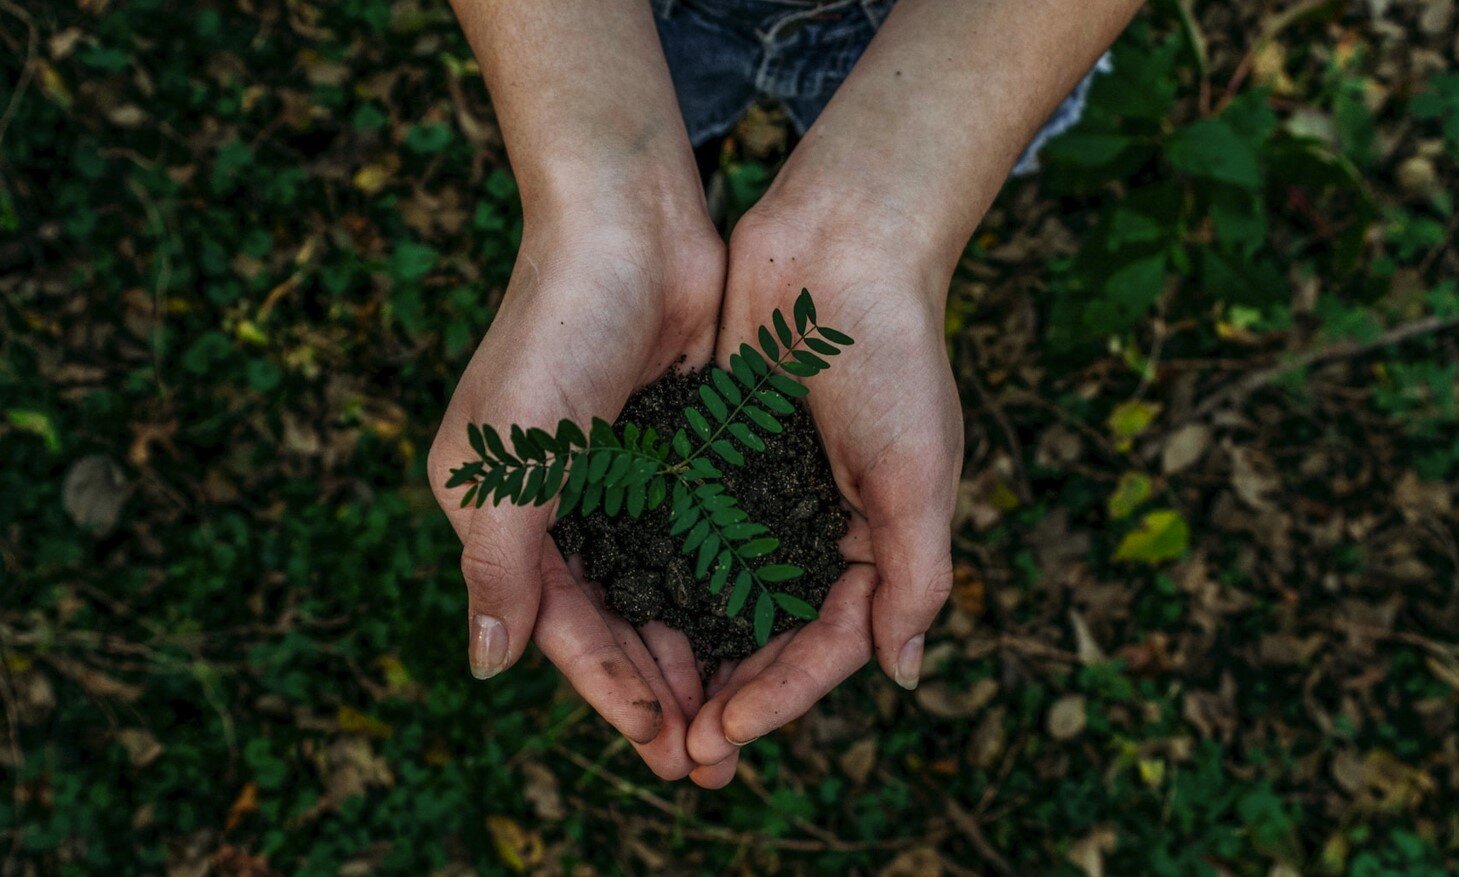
[443,291,854,642]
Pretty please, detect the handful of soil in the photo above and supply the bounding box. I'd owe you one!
[552,368,849,664]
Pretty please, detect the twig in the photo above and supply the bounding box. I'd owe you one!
[961,342,1031,504]
[555,742,686,815]
[732,757,863,850]
[1186,315,1459,422]
[0,642,26,877]
[0,0,37,151]
[946,800,1015,876]
[554,741,875,852]
[1216,0,1340,113]
[1417,210,1459,276]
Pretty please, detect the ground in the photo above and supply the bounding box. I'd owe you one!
[2,1,1458,875]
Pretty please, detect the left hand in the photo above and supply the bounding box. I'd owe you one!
[683,195,965,788]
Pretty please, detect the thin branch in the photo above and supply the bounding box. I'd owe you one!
[0,0,37,151]
[683,327,815,464]
[1186,315,1459,422]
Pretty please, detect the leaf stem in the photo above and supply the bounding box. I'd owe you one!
[681,323,818,465]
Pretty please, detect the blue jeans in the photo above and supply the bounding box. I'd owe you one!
[651,0,1111,176]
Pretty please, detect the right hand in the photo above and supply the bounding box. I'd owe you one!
[427,189,724,780]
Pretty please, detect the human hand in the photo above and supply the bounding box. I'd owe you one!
[428,189,724,780]
[683,197,963,787]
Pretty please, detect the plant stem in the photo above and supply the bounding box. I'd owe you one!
[682,325,818,464]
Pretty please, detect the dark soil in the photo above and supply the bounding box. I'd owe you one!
[551,368,849,665]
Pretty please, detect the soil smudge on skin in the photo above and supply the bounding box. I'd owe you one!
[552,368,849,667]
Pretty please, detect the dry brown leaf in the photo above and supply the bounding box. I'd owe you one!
[62,454,129,534]
[1162,423,1212,474]
[521,762,565,821]
[116,728,164,768]
[1067,826,1118,877]
[1047,694,1088,740]
[915,678,998,719]
[878,846,942,877]
[487,814,544,873]
[839,737,878,785]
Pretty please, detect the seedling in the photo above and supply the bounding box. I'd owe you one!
[444,290,852,644]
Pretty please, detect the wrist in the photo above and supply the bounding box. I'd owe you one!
[514,130,708,232]
[739,177,956,312]
[755,156,973,286]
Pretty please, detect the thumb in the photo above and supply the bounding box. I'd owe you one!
[865,481,955,691]
[460,504,549,679]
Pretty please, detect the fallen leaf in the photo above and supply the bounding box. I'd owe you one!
[1113,510,1190,564]
[1230,446,1280,510]
[1107,400,1161,452]
[336,706,394,739]
[915,678,998,719]
[839,737,878,785]
[487,814,544,873]
[1161,423,1212,473]
[226,783,259,831]
[1048,694,1087,740]
[520,762,564,821]
[1070,609,1107,664]
[62,455,129,534]
[1067,826,1118,877]
[116,728,164,768]
[878,846,942,877]
[1107,471,1152,520]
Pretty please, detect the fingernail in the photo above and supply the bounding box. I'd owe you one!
[894,634,924,690]
[726,734,760,747]
[469,614,508,680]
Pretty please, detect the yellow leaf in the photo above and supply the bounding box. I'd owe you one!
[1106,400,1161,452]
[1113,510,1189,565]
[353,156,399,194]
[374,655,413,692]
[38,62,73,108]
[988,478,1022,511]
[1137,758,1166,788]
[486,814,543,873]
[234,320,268,346]
[1106,471,1151,520]
[336,705,394,739]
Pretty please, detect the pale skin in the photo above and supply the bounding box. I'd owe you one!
[429,0,1145,787]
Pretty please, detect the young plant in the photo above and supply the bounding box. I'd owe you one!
[444,289,853,645]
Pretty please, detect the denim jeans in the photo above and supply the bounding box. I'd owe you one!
[650,0,1111,176]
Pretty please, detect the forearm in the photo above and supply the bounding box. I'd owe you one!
[762,0,1143,275]
[449,0,704,223]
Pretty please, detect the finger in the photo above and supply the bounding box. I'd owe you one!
[534,548,664,745]
[703,659,739,700]
[718,564,877,746]
[840,511,873,564]
[602,614,696,781]
[686,633,795,765]
[460,504,551,679]
[640,622,705,719]
[865,500,954,690]
[689,753,739,789]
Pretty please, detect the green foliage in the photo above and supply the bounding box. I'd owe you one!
[445,290,852,643]
[1036,24,1376,353]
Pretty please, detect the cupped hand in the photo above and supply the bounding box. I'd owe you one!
[427,198,724,780]
[683,203,964,787]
